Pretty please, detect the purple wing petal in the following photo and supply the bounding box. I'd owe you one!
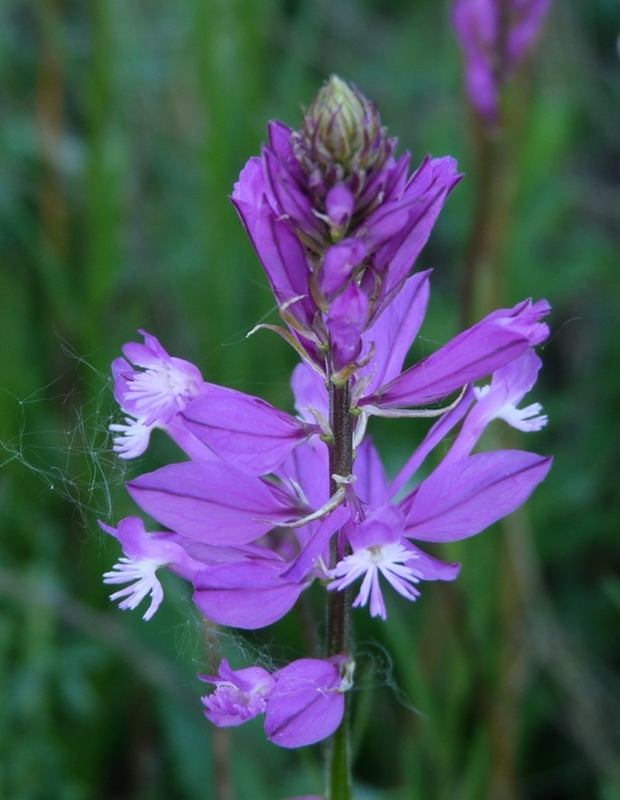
[403,450,552,542]
[193,559,309,629]
[231,163,316,328]
[265,659,345,748]
[362,299,549,409]
[359,270,431,394]
[127,462,299,545]
[353,437,389,507]
[182,387,316,475]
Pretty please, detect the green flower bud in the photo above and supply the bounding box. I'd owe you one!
[300,76,384,174]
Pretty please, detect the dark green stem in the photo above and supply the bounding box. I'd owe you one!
[325,373,354,800]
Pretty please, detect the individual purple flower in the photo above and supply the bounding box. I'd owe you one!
[326,401,551,617]
[199,659,276,727]
[110,331,213,460]
[116,422,348,629]
[200,656,352,748]
[327,506,425,620]
[452,0,553,122]
[101,516,203,620]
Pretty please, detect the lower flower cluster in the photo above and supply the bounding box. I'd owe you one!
[102,269,551,747]
[201,656,353,748]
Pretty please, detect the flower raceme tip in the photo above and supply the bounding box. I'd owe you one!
[232,76,462,375]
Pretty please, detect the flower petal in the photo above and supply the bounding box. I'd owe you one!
[182,386,316,475]
[127,462,300,545]
[402,450,552,542]
[193,558,309,629]
[265,659,345,748]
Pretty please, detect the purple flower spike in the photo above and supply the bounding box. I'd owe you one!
[452,0,552,122]
[265,658,349,748]
[200,659,275,727]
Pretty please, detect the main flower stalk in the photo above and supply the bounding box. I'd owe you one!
[326,371,354,800]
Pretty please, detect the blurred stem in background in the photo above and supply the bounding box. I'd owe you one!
[459,72,525,800]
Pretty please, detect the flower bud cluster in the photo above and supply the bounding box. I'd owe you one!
[234,76,462,380]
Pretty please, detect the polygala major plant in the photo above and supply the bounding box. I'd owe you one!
[102,75,551,799]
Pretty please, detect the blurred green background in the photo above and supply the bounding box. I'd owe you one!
[1,0,620,798]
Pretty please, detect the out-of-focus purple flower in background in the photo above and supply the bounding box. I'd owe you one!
[199,656,351,748]
[452,0,553,122]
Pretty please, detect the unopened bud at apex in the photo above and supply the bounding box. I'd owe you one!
[300,76,385,173]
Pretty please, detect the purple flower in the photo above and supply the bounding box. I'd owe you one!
[326,438,551,617]
[452,0,553,122]
[325,345,551,618]
[103,277,550,629]
[110,331,214,460]
[200,656,351,748]
[327,506,425,619]
[265,657,350,748]
[446,349,547,461]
